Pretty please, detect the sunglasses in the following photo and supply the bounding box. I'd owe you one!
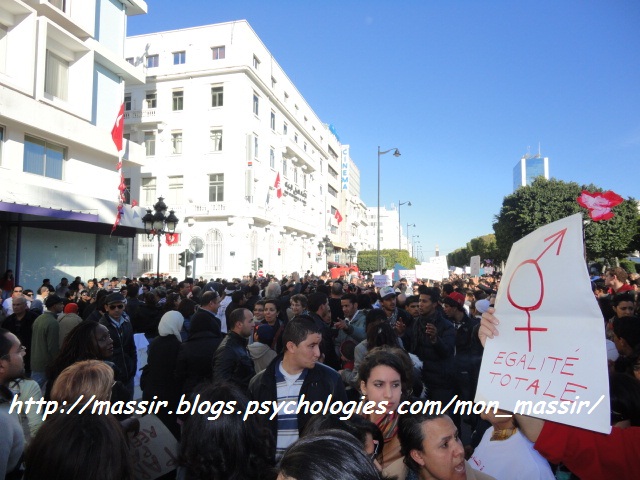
[108,304,125,310]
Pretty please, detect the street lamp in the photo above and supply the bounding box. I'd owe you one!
[412,235,420,258]
[377,146,401,271]
[318,235,334,273]
[406,223,416,252]
[398,200,411,250]
[142,196,179,279]
[346,243,356,265]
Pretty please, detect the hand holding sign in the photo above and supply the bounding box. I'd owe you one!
[475,214,610,434]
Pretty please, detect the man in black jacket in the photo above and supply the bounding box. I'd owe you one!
[99,292,137,400]
[212,308,255,392]
[248,316,347,460]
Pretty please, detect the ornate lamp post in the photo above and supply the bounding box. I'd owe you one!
[318,235,334,273]
[142,196,179,279]
[346,243,356,265]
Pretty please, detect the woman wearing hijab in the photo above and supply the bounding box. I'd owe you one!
[141,310,184,438]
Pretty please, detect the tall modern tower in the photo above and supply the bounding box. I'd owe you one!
[513,153,549,191]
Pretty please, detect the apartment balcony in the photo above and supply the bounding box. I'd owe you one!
[284,142,317,174]
[124,108,163,128]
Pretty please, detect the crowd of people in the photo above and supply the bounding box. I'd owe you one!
[0,265,639,479]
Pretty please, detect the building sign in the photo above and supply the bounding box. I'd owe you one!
[341,145,350,190]
[283,182,307,206]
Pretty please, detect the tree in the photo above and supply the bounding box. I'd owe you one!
[355,249,417,272]
[447,234,500,267]
[493,178,640,262]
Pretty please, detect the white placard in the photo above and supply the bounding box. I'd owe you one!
[398,269,417,283]
[373,274,391,287]
[129,414,179,480]
[475,214,610,433]
[470,255,481,276]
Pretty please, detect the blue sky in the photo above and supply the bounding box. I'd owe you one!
[128,1,640,259]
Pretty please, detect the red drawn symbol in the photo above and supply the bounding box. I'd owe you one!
[506,228,567,352]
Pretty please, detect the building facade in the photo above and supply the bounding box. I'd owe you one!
[124,22,368,279]
[513,153,549,191]
[0,0,148,288]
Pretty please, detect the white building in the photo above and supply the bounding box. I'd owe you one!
[365,205,411,255]
[124,21,368,279]
[0,0,148,288]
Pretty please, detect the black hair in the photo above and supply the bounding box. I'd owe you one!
[179,382,276,480]
[364,308,388,332]
[279,430,382,480]
[398,412,448,473]
[417,286,440,304]
[307,292,328,313]
[341,293,358,304]
[359,346,412,394]
[227,308,249,332]
[0,328,13,358]
[365,321,399,352]
[282,315,322,347]
[199,290,219,306]
[24,412,133,480]
[611,292,636,308]
[609,372,640,426]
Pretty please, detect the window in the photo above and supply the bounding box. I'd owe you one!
[293,167,298,184]
[211,86,223,107]
[211,46,225,60]
[304,142,307,152]
[303,173,307,189]
[253,135,258,159]
[168,176,183,205]
[172,90,184,111]
[209,174,224,202]
[23,135,65,180]
[328,184,338,198]
[145,92,157,109]
[210,129,222,152]
[44,50,68,101]
[144,132,156,156]
[294,133,298,144]
[269,148,275,169]
[283,122,288,135]
[252,93,259,116]
[253,55,260,69]
[49,0,67,12]
[125,57,134,65]
[270,111,276,131]
[124,94,131,111]
[171,131,182,154]
[142,253,154,273]
[271,76,277,88]
[141,177,156,205]
[284,92,289,102]
[123,178,131,204]
[146,54,159,68]
[282,158,288,177]
[173,51,186,65]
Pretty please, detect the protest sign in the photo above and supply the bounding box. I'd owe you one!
[475,214,610,433]
[130,414,179,480]
[470,255,481,276]
[398,269,416,283]
[373,274,391,287]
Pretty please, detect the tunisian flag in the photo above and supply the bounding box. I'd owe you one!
[275,172,283,199]
[335,209,343,224]
[111,103,125,155]
[166,233,179,246]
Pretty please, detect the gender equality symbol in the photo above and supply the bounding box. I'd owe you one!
[506,228,567,352]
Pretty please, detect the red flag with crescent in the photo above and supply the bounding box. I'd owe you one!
[275,172,283,199]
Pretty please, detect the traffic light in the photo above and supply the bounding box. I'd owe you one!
[179,251,187,267]
[258,258,263,268]
[186,251,194,263]
[252,259,258,270]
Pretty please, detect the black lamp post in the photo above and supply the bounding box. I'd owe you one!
[346,243,356,266]
[318,235,334,273]
[142,196,179,279]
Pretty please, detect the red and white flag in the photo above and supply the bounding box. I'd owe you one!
[335,209,343,224]
[275,172,283,199]
[111,103,125,157]
[166,233,179,246]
